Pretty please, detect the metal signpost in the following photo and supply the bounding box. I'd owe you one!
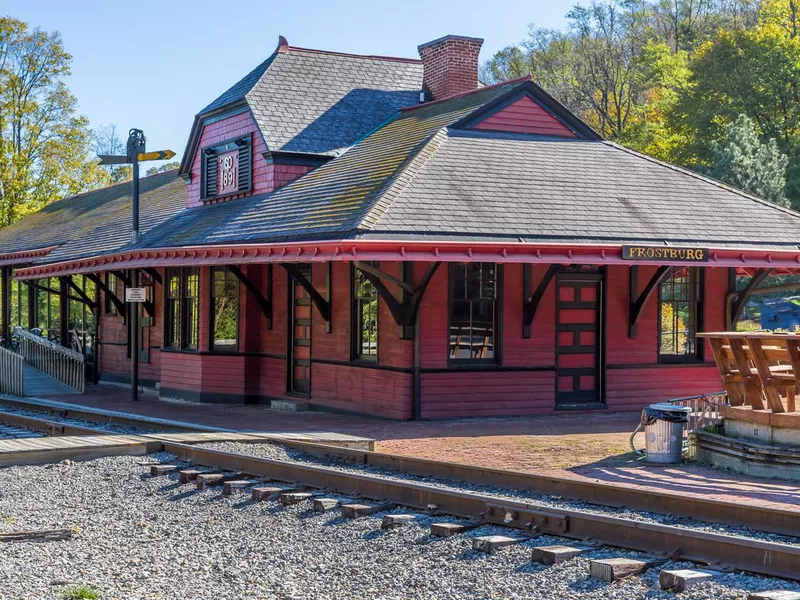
[99,129,174,401]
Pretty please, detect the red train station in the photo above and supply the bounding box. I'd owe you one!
[3,34,800,420]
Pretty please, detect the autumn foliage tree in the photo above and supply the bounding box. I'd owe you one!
[0,17,107,227]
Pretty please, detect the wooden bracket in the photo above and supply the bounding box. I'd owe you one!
[354,261,440,339]
[629,266,672,339]
[728,268,770,329]
[85,273,125,315]
[228,265,272,328]
[60,276,98,309]
[24,280,86,306]
[141,267,163,285]
[523,264,560,338]
[111,270,132,287]
[282,264,331,323]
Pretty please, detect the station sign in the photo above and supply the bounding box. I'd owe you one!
[125,287,148,303]
[622,245,709,263]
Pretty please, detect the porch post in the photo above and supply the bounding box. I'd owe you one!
[0,267,10,343]
[59,278,69,347]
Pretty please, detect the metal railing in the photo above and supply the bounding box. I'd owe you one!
[666,391,727,434]
[630,391,728,457]
[15,327,85,393]
[0,345,24,396]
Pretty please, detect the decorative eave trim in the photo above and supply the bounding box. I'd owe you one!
[261,151,333,167]
[0,245,60,267]
[13,240,800,280]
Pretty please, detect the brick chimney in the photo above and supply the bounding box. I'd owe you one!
[418,35,483,102]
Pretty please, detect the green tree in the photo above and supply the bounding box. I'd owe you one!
[674,23,800,203]
[710,114,790,205]
[94,124,131,184]
[145,161,179,177]
[0,17,108,227]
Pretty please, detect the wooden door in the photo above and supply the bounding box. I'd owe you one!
[556,272,604,407]
[289,264,312,395]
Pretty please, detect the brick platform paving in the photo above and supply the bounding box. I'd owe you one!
[38,383,800,512]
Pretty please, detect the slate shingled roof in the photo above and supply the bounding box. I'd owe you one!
[13,76,800,271]
[187,40,423,165]
[365,131,800,248]
[136,79,529,250]
[0,171,184,261]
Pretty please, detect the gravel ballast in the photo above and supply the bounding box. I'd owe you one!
[0,405,160,435]
[0,454,798,600]
[194,441,800,547]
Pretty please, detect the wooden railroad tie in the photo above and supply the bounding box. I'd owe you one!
[429,522,479,538]
[251,485,302,502]
[313,498,343,513]
[472,535,525,554]
[589,558,662,582]
[178,469,204,484]
[659,568,720,592]
[279,492,314,506]
[380,514,417,530]
[0,529,73,543]
[195,472,245,490]
[222,480,256,496]
[340,503,395,519]
[748,593,800,600]
[531,544,592,565]
[149,464,178,477]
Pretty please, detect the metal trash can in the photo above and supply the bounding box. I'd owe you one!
[641,403,692,464]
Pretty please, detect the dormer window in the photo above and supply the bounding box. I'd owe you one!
[201,134,253,200]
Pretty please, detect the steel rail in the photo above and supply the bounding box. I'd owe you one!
[272,439,800,539]
[164,442,800,581]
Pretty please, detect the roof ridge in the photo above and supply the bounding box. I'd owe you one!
[400,76,531,113]
[283,45,422,64]
[357,127,450,230]
[602,141,800,222]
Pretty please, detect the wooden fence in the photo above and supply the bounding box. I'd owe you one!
[0,345,24,396]
[15,328,85,393]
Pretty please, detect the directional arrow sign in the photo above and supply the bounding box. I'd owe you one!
[98,154,130,165]
[138,149,176,162]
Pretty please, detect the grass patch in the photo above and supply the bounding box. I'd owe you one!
[62,584,101,600]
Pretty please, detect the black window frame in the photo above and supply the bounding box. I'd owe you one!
[657,267,703,364]
[163,267,200,351]
[104,272,118,316]
[448,262,501,366]
[210,266,239,353]
[200,134,253,201]
[351,263,379,362]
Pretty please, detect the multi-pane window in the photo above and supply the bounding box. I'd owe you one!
[211,266,238,351]
[68,275,96,355]
[353,264,378,361]
[104,273,119,315]
[36,277,60,341]
[164,267,199,350]
[10,279,29,331]
[449,263,498,363]
[165,269,181,349]
[659,267,700,361]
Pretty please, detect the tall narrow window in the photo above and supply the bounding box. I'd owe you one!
[211,266,238,351]
[164,268,181,349]
[36,278,60,341]
[352,264,378,361]
[104,273,118,315]
[658,267,700,362]
[449,263,498,363]
[10,280,29,331]
[183,267,199,350]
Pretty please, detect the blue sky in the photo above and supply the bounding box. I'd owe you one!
[4,0,575,164]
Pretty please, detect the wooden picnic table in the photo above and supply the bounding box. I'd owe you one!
[697,332,800,413]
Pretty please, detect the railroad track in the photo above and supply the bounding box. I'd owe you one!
[0,403,798,586]
[157,442,800,582]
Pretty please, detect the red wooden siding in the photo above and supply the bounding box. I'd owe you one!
[472,96,576,137]
[95,260,727,420]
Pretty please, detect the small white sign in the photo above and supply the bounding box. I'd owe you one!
[125,287,148,303]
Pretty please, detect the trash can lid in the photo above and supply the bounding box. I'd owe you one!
[647,403,692,413]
